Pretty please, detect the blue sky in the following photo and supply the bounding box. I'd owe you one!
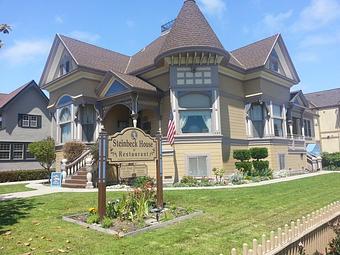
[0,0,339,94]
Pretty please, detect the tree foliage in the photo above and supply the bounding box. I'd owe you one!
[28,138,56,172]
[0,24,11,48]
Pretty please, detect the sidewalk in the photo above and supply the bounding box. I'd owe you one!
[0,171,335,201]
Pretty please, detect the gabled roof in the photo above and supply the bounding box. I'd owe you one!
[305,88,340,108]
[155,0,228,62]
[230,34,278,70]
[97,71,157,97]
[290,90,309,107]
[0,80,48,109]
[59,34,130,73]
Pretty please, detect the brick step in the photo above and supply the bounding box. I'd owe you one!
[71,175,87,180]
[65,179,87,185]
[76,171,88,176]
[62,183,86,189]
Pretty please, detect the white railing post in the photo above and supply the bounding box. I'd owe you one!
[85,156,94,189]
[252,239,257,255]
[243,243,248,255]
[61,159,67,183]
[231,248,237,255]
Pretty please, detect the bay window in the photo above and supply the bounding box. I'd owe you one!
[272,104,283,137]
[178,92,212,133]
[57,95,73,144]
[304,119,312,137]
[250,104,265,138]
[81,105,96,142]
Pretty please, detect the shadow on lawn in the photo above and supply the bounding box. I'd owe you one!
[0,198,41,234]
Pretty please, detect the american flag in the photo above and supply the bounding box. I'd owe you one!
[167,111,176,145]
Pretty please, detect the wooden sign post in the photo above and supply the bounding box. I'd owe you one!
[98,131,108,220]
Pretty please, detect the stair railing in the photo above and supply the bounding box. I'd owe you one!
[61,150,91,176]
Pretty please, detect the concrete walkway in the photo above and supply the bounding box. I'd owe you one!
[0,171,336,201]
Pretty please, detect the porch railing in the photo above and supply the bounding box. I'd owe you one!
[61,149,91,177]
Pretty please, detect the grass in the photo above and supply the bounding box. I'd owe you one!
[0,184,33,195]
[1,174,340,254]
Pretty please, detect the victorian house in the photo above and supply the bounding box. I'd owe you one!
[40,0,318,182]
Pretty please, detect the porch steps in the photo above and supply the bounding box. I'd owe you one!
[62,168,88,189]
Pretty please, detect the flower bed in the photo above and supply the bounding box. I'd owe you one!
[63,178,202,236]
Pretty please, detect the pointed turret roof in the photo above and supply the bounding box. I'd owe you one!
[155,0,228,62]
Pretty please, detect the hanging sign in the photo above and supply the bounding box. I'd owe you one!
[107,127,157,163]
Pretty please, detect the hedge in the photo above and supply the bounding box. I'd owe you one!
[235,161,253,176]
[250,147,268,160]
[322,152,340,170]
[233,149,251,161]
[0,169,50,183]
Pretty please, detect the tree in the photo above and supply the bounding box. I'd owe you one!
[28,137,56,173]
[0,24,11,48]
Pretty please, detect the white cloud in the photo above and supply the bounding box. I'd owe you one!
[198,0,226,18]
[299,32,340,47]
[0,39,50,65]
[55,16,63,24]
[294,0,340,31]
[68,31,100,43]
[295,51,318,63]
[262,10,293,33]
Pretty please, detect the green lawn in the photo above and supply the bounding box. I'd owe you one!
[0,184,33,195]
[1,174,340,255]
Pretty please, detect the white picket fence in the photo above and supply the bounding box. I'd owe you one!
[231,201,340,255]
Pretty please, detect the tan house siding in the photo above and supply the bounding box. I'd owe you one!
[260,79,290,103]
[146,72,170,92]
[49,78,101,106]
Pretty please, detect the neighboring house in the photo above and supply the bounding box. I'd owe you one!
[40,0,318,180]
[0,80,51,171]
[306,88,340,153]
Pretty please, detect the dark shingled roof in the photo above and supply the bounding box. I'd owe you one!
[156,0,227,61]
[59,35,130,73]
[112,71,157,92]
[126,34,168,74]
[231,34,278,70]
[305,88,340,108]
[0,81,45,109]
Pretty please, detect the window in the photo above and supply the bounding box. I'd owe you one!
[188,155,208,176]
[178,92,212,133]
[81,105,96,143]
[292,117,300,136]
[250,104,265,138]
[12,143,24,160]
[272,105,283,137]
[278,154,286,170]
[304,119,312,137]
[59,106,72,143]
[25,144,35,160]
[176,67,212,86]
[269,50,279,72]
[60,55,71,76]
[0,143,10,160]
[0,114,3,129]
[18,114,41,128]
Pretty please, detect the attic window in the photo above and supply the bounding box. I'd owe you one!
[60,56,71,76]
[269,50,279,73]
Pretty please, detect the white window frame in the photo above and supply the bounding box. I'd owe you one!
[0,143,11,160]
[186,154,210,177]
[57,103,74,145]
[29,115,38,128]
[22,114,30,127]
[12,143,24,160]
[272,104,284,137]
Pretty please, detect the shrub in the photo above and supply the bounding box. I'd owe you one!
[322,152,340,170]
[235,161,253,176]
[0,169,50,183]
[212,168,226,182]
[101,216,113,229]
[229,173,244,185]
[233,149,251,161]
[180,176,198,186]
[63,141,85,162]
[86,213,100,224]
[28,137,56,173]
[252,160,270,176]
[132,176,156,188]
[250,147,268,160]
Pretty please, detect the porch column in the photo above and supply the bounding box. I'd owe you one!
[286,108,293,138]
[301,112,305,139]
[130,93,139,128]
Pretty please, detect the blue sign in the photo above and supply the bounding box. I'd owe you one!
[51,172,62,188]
